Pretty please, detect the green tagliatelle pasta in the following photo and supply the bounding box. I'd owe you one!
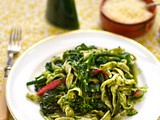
[26,43,147,120]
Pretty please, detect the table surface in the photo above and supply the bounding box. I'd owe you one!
[0,0,160,119]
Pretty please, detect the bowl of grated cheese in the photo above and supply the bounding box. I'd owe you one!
[100,0,156,38]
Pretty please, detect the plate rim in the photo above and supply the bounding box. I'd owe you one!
[6,30,160,120]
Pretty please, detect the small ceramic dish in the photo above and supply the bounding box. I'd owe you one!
[100,0,156,38]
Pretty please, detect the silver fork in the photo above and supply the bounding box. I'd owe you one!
[0,27,22,120]
[4,27,22,77]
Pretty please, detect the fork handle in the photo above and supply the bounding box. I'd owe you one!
[0,76,9,120]
[6,52,13,70]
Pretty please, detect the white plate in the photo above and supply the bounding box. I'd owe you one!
[6,30,160,120]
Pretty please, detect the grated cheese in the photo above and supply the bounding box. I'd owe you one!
[103,0,153,24]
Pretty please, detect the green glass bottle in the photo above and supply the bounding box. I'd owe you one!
[46,0,79,30]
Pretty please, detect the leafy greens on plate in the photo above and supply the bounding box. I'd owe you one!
[26,43,147,120]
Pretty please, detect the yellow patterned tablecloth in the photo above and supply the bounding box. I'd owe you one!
[0,0,160,119]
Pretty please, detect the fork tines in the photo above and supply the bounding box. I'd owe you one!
[10,27,22,45]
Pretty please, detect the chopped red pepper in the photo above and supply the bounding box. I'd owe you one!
[132,90,144,98]
[37,79,65,96]
[93,69,108,80]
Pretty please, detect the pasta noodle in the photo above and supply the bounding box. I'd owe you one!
[26,44,147,120]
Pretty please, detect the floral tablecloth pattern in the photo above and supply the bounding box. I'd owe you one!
[0,0,160,118]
